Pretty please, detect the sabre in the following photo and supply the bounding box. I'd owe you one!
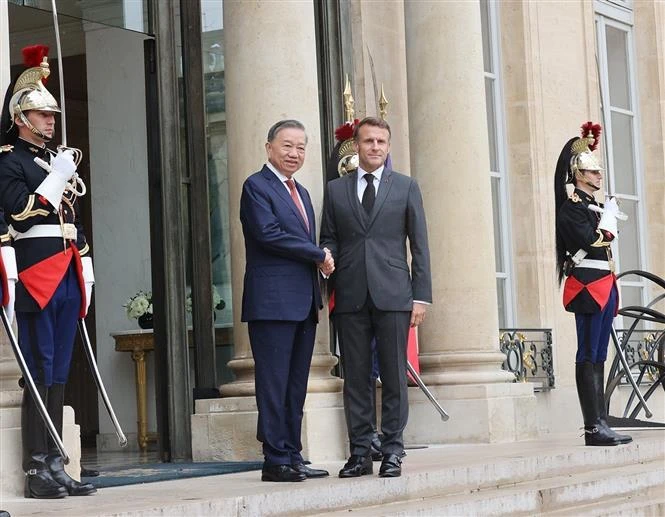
[51,0,66,147]
[407,361,450,421]
[1,307,70,463]
[78,320,128,447]
[49,0,123,446]
[48,0,86,197]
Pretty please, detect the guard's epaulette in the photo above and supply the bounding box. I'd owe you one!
[569,192,581,203]
[0,144,13,154]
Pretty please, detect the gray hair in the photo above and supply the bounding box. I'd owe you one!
[267,119,307,143]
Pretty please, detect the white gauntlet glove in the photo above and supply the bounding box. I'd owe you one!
[596,197,628,239]
[34,149,77,208]
[1,246,17,323]
[81,256,94,316]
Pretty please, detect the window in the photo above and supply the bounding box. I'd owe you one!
[595,10,648,318]
[480,0,514,327]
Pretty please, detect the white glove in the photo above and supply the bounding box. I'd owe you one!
[597,197,627,238]
[1,246,17,323]
[34,150,77,208]
[81,256,94,316]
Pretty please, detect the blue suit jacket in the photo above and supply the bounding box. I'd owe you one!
[240,165,325,322]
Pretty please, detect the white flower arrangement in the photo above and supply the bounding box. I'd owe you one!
[124,290,153,320]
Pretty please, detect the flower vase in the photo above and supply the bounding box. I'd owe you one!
[137,313,153,330]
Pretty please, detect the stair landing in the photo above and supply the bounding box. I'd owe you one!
[1,431,663,517]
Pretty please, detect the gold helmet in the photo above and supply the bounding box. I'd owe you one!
[7,45,60,141]
[569,122,603,185]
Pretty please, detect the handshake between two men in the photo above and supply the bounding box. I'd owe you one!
[318,247,335,277]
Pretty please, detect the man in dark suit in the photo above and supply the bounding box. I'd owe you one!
[240,119,334,482]
[320,117,432,479]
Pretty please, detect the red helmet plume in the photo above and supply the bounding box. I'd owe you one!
[334,119,359,142]
[22,45,50,85]
[580,121,602,151]
[22,45,50,68]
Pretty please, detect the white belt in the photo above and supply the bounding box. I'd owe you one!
[10,224,77,241]
[577,259,611,271]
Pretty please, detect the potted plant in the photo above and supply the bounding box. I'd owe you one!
[124,290,153,329]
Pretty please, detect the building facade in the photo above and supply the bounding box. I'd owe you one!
[1,0,663,494]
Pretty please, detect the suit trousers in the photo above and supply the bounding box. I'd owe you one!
[335,294,410,456]
[248,310,316,466]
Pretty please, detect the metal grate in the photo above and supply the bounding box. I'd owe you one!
[499,329,554,391]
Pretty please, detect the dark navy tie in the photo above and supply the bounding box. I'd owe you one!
[362,174,375,214]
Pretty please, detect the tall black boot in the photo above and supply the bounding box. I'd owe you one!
[592,363,632,444]
[22,386,67,499]
[575,362,621,446]
[45,384,96,496]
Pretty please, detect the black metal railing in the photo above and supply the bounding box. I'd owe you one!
[499,329,554,391]
[614,329,665,385]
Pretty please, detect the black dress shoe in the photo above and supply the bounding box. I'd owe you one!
[261,464,306,482]
[292,463,329,478]
[24,470,68,499]
[379,453,402,478]
[338,455,373,478]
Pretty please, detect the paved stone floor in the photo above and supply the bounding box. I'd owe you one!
[1,430,663,517]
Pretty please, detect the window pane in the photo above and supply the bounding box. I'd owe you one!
[485,77,498,172]
[9,0,150,33]
[496,278,506,328]
[606,25,630,110]
[480,0,492,73]
[610,111,636,195]
[617,199,640,272]
[201,1,234,384]
[491,176,504,272]
[619,285,644,330]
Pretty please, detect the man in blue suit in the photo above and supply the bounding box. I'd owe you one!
[240,120,334,482]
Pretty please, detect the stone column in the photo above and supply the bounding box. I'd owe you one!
[403,0,536,443]
[192,0,345,463]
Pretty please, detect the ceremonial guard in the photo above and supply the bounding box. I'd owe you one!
[554,122,632,447]
[0,46,96,498]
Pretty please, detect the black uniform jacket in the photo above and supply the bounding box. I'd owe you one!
[557,188,615,314]
[0,138,89,312]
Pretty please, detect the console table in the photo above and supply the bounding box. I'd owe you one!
[111,325,233,451]
[111,329,157,451]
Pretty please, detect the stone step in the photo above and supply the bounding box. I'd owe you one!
[546,495,665,517]
[316,458,664,516]
[1,431,663,517]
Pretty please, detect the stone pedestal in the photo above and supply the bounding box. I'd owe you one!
[405,383,537,445]
[192,392,347,463]
[1,404,81,498]
[404,0,537,441]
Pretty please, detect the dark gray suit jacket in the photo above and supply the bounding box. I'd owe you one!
[320,168,432,313]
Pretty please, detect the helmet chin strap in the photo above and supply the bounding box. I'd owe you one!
[18,111,52,143]
[575,169,600,191]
